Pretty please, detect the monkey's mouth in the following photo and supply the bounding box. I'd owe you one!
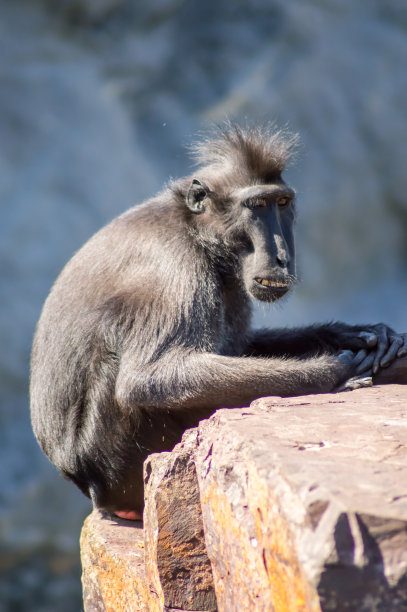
[254,278,289,289]
[251,277,291,302]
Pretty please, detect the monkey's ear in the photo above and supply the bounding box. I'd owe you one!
[186,179,209,214]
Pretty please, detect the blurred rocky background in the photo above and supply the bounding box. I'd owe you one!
[0,1,406,609]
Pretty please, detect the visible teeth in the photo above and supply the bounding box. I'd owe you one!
[255,278,288,288]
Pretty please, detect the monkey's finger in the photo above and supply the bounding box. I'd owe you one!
[380,336,403,367]
[372,326,390,374]
[343,349,374,376]
[337,349,355,366]
[397,334,407,358]
[353,349,368,366]
[354,350,375,375]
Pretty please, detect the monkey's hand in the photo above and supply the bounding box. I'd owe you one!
[334,349,375,392]
[355,326,407,374]
[334,325,407,375]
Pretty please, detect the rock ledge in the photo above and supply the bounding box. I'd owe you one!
[81,385,407,611]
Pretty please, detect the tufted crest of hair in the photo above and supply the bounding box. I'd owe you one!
[191,122,299,184]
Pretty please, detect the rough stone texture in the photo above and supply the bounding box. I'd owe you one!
[80,510,160,612]
[81,383,407,611]
[144,434,217,612]
[192,384,407,612]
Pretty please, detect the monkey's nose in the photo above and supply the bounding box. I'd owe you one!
[276,254,289,268]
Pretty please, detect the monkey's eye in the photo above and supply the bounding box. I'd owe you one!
[276,196,291,207]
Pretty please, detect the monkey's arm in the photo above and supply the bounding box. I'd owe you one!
[246,324,407,373]
[115,349,360,412]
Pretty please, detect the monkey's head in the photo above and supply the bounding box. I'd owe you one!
[183,123,298,303]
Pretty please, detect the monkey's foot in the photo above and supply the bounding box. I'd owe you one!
[114,510,142,520]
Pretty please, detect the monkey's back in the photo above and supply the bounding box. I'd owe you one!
[30,201,170,470]
[29,194,224,477]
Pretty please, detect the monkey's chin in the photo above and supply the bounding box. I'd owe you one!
[249,281,291,303]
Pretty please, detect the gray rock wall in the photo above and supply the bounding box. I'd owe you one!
[0,1,406,609]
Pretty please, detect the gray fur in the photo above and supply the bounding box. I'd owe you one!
[30,124,375,515]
